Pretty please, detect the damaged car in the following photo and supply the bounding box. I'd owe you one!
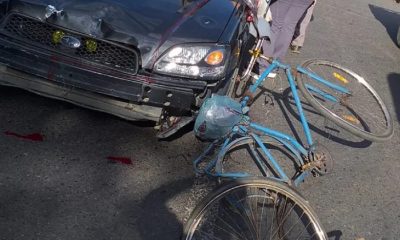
[0,0,255,138]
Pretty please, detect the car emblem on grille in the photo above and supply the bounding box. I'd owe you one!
[61,36,81,49]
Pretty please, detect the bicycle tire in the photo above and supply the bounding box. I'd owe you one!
[182,178,327,240]
[297,59,393,142]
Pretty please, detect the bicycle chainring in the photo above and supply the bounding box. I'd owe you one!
[308,144,334,176]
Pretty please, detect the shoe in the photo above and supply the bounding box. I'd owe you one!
[290,45,302,54]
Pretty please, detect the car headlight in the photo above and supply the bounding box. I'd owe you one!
[154,44,229,80]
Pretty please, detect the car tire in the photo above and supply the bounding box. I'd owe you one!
[216,67,238,97]
[397,26,400,48]
[226,68,239,97]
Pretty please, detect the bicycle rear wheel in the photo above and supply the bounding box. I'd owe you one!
[297,59,393,142]
[182,178,327,240]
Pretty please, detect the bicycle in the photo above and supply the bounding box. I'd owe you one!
[189,32,393,184]
[182,0,393,238]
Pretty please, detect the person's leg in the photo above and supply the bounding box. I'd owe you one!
[291,1,316,47]
[292,14,303,46]
[272,0,313,60]
[257,0,292,75]
[262,0,292,58]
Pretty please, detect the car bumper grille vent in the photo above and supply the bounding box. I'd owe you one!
[2,14,139,74]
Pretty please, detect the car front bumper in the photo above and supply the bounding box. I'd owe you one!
[0,33,213,121]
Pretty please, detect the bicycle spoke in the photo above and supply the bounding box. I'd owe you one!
[276,210,306,239]
[246,191,258,237]
[349,103,387,129]
[341,101,387,134]
[259,190,268,239]
[197,226,243,240]
[232,191,258,239]
[219,199,252,239]
[215,215,250,240]
[269,191,280,240]
[294,221,313,240]
[197,199,250,240]
[270,196,298,239]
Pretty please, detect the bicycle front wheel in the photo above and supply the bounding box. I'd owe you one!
[297,59,393,142]
[182,178,327,240]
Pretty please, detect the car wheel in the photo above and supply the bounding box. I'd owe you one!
[216,67,238,97]
[226,68,239,98]
[397,26,400,47]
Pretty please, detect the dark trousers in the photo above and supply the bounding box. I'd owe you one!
[262,0,313,60]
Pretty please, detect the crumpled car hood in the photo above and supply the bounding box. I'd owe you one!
[3,0,237,69]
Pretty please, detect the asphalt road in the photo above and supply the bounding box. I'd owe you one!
[1,0,400,239]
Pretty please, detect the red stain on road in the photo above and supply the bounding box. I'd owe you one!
[4,131,44,142]
[107,156,133,165]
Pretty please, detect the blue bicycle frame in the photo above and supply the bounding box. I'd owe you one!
[194,59,350,187]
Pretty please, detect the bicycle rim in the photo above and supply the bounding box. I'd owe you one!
[298,59,393,142]
[183,178,327,240]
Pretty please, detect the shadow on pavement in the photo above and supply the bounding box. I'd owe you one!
[369,4,400,47]
[0,86,202,239]
[270,87,372,148]
[133,178,194,240]
[388,73,400,122]
[327,230,343,240]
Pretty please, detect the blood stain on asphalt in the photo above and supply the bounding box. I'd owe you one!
[4,131,45,142]
[107,156,133,165]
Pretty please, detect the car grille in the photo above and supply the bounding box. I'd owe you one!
[2,14,139,74]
